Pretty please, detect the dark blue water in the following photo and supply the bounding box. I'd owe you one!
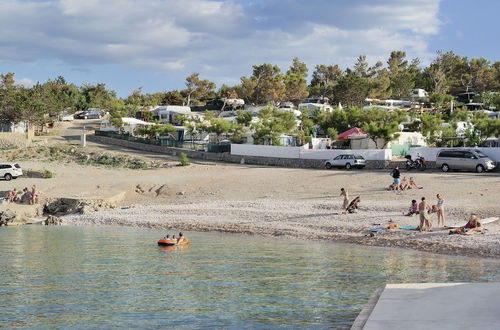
[1,226,499,329]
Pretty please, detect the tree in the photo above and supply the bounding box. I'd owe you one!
[419,113,444,146]
[252,105,296,145]
[284,57,309,104]
[309,64,343,99]
[332,70,369,107]
[362,121,401,149]
[387,50,408,75]
[240,64,285,104]
[208,117,232,142]
[354,55,369,77]
[184,73,216,106]
[429,93,454,112]
[296,108,314,145]
[160,90,184,106]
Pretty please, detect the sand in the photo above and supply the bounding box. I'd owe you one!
[2,129,499,258]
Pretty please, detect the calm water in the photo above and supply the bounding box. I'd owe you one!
[1,226,499,329]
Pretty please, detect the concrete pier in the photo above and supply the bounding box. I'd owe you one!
[353,283,500,330]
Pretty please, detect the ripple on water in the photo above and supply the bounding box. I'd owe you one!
[0,226,499,328]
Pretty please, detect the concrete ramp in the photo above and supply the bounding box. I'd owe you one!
[355,283,500,330]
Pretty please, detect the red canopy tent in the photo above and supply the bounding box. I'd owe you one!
[337,127,367,141]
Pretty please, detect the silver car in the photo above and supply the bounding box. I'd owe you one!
[325,154,366,169]
[435,149,496,173]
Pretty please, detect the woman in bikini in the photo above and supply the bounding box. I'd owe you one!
[436,194,445,227]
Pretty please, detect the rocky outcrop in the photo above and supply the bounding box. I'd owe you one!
[43,215,63,225]
[0,209,16,226]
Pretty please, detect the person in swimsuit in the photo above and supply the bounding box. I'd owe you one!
[408,177,422,189]
[418,197,432,231]
[436,194,445,227]
[340,188,349,212]
[399,176,408,190]
[449,215,482,235]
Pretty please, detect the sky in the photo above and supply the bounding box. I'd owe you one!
[0,0,498,97]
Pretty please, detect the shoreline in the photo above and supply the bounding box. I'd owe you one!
[61,200,500,260]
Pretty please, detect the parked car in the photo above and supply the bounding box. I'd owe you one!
[75,109,106,119]
[435,149,496,173]
[0,163,23,180]
[325,154,366,169]
[59,111,74,121]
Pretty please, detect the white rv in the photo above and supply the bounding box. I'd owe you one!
[151,106,191,124]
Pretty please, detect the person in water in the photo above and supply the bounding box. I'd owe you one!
[177,232,184,243]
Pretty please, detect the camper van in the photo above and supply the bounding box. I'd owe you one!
[152,106,191,125]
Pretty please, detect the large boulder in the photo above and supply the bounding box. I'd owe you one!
[0,209,16,226]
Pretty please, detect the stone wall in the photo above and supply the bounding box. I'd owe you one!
[87,135,435,170]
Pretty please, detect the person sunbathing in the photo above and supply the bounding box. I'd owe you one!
[400,176,408,190]
[408,177,422,189]
[449,215,482,235]
[7,188,18,203]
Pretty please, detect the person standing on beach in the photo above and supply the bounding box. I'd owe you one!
[340,188,349,212]
[391,166,401,190]
[436,194,445,227]
[418,197,432,231]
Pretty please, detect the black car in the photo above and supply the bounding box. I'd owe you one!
[75,109,106,119]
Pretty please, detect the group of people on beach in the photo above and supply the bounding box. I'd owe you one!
[4,185,39,205]
[389,166,422,191]
[340,188,360,214]
[406,194,445,231]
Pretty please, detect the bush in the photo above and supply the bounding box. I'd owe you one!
[42,169,55,178]
[179,153,190,166]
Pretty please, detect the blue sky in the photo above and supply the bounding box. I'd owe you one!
[0,0,498,97]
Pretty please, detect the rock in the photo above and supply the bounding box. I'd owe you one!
[44,215,63,226]
[155,185,169,197]
[0,209,16,226]
[177,191,185,196]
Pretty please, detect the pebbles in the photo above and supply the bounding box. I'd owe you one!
[62,199,500,259]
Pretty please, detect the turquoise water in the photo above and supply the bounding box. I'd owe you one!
[1,226,499,329]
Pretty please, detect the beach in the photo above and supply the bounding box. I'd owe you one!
[3,149,497,258]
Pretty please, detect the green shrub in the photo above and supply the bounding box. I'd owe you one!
[179,153,190,166]
[42,169,55,178]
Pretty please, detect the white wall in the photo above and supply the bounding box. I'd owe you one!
[231,144,301,158]
[231,144,391,160]
[410,147,500,162]
[300,149,391,160]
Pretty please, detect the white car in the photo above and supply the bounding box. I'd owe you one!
[59,112,74,121]
[0,163,23,180]
[325,154,366,169]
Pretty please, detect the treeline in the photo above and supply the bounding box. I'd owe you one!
[1,50,500,126]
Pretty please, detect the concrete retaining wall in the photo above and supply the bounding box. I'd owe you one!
[88,135,397,169]
[231,143,391,160]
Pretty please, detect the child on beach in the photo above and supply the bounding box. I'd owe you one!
[404,200,419,216]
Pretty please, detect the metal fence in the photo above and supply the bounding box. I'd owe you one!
[94,130,229,153]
